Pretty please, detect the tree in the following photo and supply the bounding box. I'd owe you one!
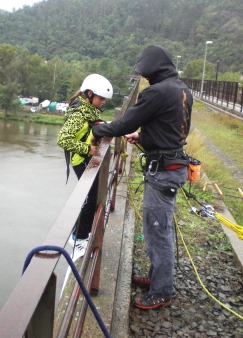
[0,44,18,86]
[0,84,20,117]
[0,44,19,116]
[183,59,215,79]
[218,72,241,82]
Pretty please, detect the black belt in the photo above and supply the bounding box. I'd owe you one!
[145,147,183,157]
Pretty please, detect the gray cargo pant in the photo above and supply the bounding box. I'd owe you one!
[143,166,188,296]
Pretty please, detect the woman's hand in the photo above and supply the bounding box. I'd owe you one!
[90,134,102,146]
[124,132,139,144]
[89,144,97,155]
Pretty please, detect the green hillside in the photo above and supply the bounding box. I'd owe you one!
[0,0,243,72]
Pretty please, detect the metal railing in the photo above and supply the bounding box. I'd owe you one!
[0,76,140,338]
[181,78,243,114]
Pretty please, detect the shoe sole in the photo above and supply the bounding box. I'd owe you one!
[134,299,171,310]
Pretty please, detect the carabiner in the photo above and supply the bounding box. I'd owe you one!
[148,160,159,176]
[199,204,215,219]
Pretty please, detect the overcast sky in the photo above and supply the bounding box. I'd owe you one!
[1,0,42,12]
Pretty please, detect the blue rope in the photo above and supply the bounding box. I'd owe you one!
[22,245,112,338]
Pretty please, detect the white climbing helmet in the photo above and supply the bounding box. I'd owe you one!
[80,74,113,99]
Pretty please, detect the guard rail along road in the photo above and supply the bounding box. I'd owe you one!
[181,78,243,116]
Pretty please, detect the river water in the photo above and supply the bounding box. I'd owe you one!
[0,119,77,311]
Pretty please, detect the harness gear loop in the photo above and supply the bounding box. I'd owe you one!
[145,147,183,157]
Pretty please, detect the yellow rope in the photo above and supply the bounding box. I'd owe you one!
[214,212,243,239]
[181,187,243,239]
[117,137,142,221]
[174,213,243,320]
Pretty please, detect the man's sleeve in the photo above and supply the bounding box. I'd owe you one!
[92,87,161,139]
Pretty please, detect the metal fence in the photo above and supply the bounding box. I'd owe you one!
[0,76,140,338]
[181,78,243,113]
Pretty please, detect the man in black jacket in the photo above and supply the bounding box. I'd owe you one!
[91,45,193,310]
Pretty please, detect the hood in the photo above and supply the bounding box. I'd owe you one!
[134,45,178,85]
[70,97,82,108]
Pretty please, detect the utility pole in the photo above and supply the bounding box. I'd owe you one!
[216,59,220,81]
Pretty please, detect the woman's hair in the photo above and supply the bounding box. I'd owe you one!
[69,90,84,105]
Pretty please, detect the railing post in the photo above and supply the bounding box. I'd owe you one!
[240,86,243,113]
[25,273,56,338]
[91,148,111,293]
[233,82,238,110]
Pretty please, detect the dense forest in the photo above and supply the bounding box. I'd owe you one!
[0,0,243,113]
[1,0,243,71]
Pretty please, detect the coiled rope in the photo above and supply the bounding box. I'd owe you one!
[181,186,243,239]
[214,212,243,239]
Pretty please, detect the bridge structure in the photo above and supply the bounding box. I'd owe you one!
[0,75,243,337]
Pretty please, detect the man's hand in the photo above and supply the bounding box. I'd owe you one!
[125,132,139,144]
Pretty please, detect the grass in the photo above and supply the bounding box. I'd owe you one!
[192,101,243,169]
[0,109,65,125]
[186,102,243,226]
[0,107,116,125]
[100,109,116,121]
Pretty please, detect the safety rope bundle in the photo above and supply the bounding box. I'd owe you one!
[214,212,243,239]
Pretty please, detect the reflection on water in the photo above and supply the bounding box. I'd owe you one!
[0,119,62,154]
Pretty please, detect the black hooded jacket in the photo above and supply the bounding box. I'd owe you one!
[92,45,193,152]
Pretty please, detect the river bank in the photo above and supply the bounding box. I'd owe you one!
[0,106,115,125]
